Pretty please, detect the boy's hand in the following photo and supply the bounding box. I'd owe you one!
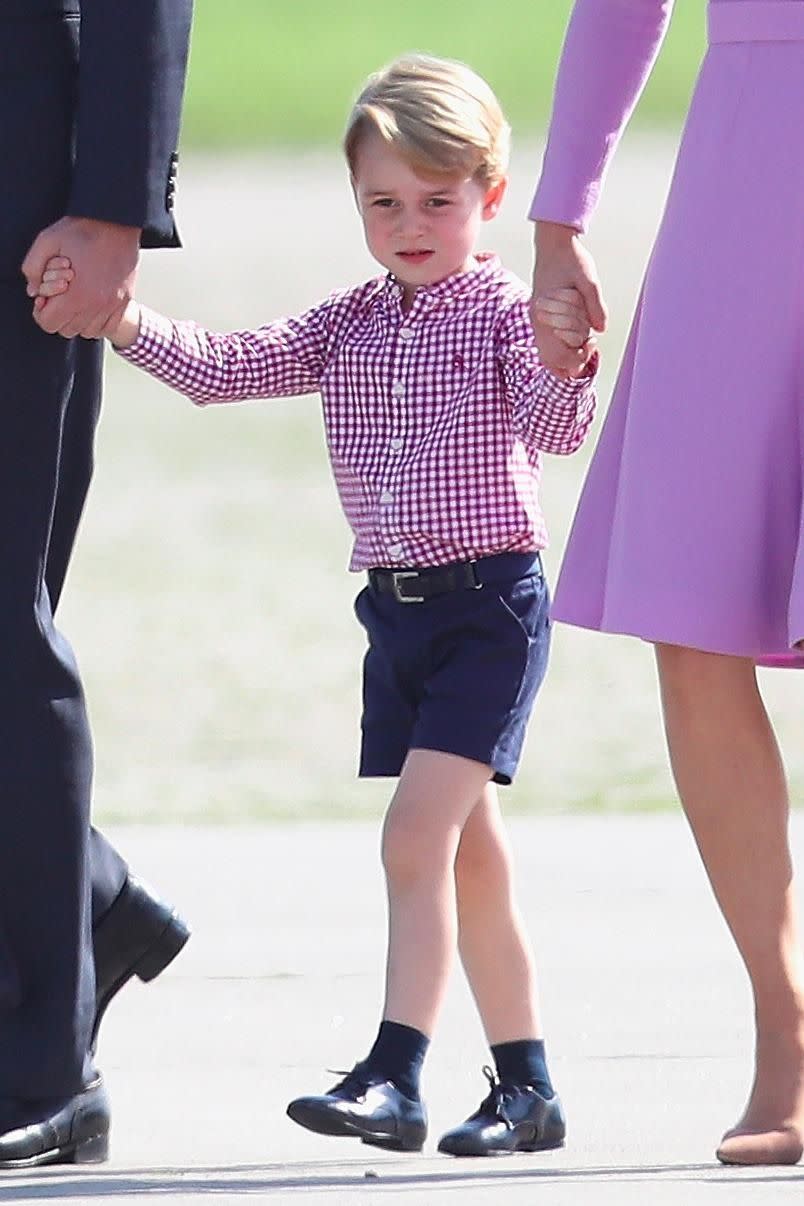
[34,256,74,302]
[22,215,139,340]
[530,221,606,378]
[533,287,591,349]
[33,254,140,347]
[533,287,597,377]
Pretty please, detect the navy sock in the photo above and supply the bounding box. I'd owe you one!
[361,1020,429,1101]
[491,1038,554,1098]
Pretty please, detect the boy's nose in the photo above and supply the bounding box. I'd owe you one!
[396,210,425,237]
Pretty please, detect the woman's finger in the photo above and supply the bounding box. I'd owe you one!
[577,277,608,332]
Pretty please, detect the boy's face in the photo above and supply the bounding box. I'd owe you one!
[351,130,505,305]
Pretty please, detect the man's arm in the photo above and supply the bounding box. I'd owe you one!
[68,0,193,248]
[22,0,193,338]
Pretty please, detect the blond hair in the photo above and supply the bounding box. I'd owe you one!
[344,54,510,189]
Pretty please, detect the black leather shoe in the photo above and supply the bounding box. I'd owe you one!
[0,1078,110,1169]
[92,874,190,1045]
[287,1064,427,1152]
[437,1066,566,1156]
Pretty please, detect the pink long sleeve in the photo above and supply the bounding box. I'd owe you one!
[530,0,675,231]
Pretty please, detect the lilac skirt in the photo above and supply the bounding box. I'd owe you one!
[554,0,804,667]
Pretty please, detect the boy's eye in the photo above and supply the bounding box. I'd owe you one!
[426,197,451,208]
[372,198,396,208]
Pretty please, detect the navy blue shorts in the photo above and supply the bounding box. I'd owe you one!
[353,552,551,786]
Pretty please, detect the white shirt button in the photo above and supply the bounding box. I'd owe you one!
[392,382,405,397]
[399,327,415,341]
[387,543,403,558]
[379,491,394,504]
[389,438,403,451]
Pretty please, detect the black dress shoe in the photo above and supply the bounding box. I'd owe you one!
[92,874,190,1045]
[0,1077,110,1169]
[287,1064,427,1152]
[437,1066,566,1156]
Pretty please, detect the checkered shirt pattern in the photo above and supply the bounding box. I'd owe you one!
[120,254,597,571]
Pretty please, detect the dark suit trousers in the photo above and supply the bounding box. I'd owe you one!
[0,12,129,1097]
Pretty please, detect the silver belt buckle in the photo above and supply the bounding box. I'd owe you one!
[391,570,425,603]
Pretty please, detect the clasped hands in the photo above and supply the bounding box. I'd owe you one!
[530,221,608,378]
[24,216,607,376]
[21,216,141,340]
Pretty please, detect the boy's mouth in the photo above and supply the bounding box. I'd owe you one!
[396,250,434,265]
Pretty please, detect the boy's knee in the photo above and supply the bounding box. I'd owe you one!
[381,820,444,888]
[456,831,509,892]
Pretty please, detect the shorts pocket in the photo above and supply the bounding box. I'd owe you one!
[494,573,550,643]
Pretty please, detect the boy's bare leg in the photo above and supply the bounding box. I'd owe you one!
[381,749,492,1033]
[656,643,804,1165]
[455,783,542,1043]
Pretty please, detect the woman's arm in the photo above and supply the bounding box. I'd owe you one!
[530,0,675,374]
[531,0,675,232]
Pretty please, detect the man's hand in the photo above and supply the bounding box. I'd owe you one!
[530,221,607,378]
[33,254,141,348]
[22,217,141,340]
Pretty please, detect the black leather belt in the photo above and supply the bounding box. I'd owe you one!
[367,552,542,604]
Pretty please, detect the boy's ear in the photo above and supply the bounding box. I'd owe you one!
[482,176,508,221]
[349,173,362,213]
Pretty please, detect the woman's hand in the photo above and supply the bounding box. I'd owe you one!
[530,221,607,378]
[534,287,597,377]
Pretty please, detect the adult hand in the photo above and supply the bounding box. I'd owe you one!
[530,221,607,377]
[21,217,141,340]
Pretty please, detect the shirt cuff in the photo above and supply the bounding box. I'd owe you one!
[543,348,599,399]
[115,304,175,366]
[528,184,596,235]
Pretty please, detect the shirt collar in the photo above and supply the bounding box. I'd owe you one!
[381,252,502,314]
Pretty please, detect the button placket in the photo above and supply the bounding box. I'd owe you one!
[385,316,413,486]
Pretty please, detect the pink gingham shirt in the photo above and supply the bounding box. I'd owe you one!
[120,253,597,571]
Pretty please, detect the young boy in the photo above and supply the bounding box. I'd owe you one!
[36,54,597,1156]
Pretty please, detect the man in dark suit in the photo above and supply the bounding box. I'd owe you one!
[0,0,194,1166]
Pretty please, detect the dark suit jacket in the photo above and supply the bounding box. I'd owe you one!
[67,0,193,247]
[0,0,192,271]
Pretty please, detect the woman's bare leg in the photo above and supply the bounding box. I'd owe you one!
[656,643,804,1165]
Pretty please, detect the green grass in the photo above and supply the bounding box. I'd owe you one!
[183,1,707,147]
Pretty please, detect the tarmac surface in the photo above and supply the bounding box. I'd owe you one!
[4,816,804,1203]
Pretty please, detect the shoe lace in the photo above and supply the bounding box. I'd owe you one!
[325,1063,374,1097]
[478,1065,517,1130]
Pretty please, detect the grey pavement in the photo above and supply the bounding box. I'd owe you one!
[5,815,804,1203]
